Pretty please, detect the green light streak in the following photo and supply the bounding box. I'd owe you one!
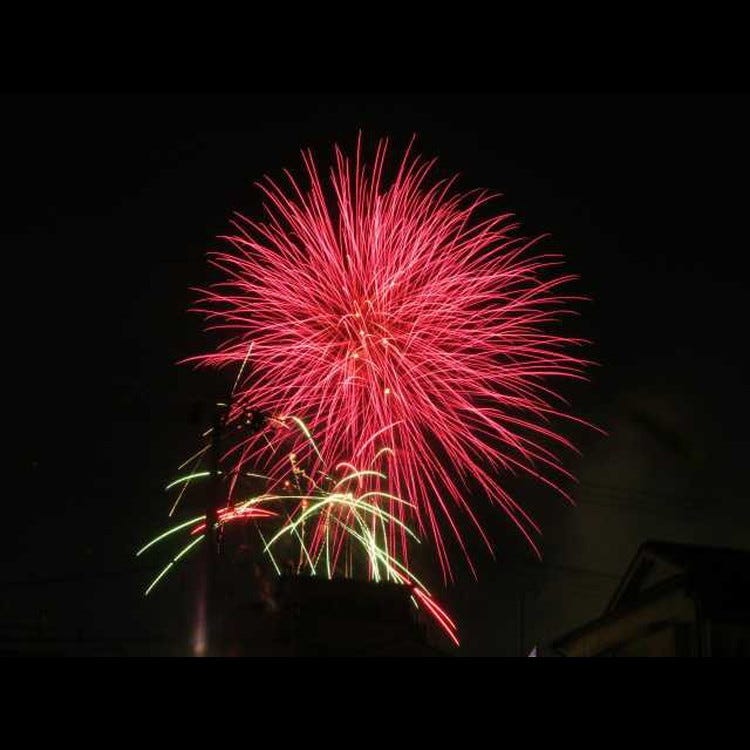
[178,444,210,471]
[144,535,204,596]
[165,472,211,491]
[378,512,390,581]
[136,516,204,557]
[289,416,324,463]
[170,457,204,517]
[330,518,428,591]
[373,446,395,461]
[263,494,418,554]
[270,510,316,575]
[174,535,204,561]
[238,493,313,510]
[325,508,331,579]
[257,528,281,575]
[333,470,387,491]
[143,411,433,613]
[256,488,422,585]
[332,515,385,582]
[145,563,173,596]
[358,491,415,508]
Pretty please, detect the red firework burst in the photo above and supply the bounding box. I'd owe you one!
[190,137,593,579]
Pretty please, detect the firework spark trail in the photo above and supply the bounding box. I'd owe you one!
[138,441,460,644]
[187,136,594,578]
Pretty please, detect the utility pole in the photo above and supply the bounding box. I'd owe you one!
[192,400,266,656]
[202,400,228,656]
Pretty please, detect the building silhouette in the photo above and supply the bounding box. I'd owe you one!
[552,541,750,656]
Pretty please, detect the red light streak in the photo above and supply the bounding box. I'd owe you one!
[188,136,595,578]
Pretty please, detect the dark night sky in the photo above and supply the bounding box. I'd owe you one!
[4,93,749,655]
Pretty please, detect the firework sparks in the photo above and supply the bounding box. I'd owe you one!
[138,427,459,645]
[188,136,594,577]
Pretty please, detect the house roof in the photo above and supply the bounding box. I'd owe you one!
[604,541,750,613]
[606,540,750,615]
[552,541,750,655]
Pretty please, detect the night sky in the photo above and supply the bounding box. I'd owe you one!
[5,93,749,655]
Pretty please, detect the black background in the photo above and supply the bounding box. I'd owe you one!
[4,93,749,655]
